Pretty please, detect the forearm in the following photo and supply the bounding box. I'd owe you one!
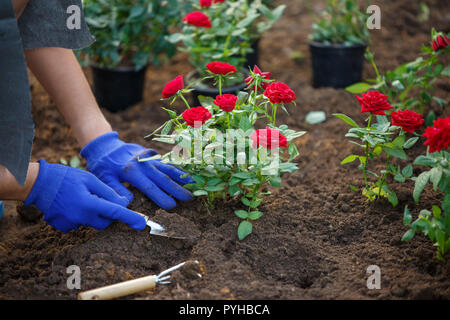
[0,163,39,201]
[24,48,112,147]
[12,0,29,18]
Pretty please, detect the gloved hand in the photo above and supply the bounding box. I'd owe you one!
[24,159,146,233]
[80,132,193,210]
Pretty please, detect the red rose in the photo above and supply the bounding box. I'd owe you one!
[423,117,450,153]
[162,75,184,99]
[357,91,393,115]
[391,110,424,133]
[182,106,212,127]
[213,94,238,112]
[245,65,271,90]
[183,12,212,28]
[200,0,212,8]
[432,34,449,51]
[263,82,296,104]
[206,61,237,75]
[251,127,288,149]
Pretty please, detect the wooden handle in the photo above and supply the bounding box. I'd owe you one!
[78,275,157,300]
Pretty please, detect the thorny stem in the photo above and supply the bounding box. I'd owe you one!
[363,114,373,190]
[218,75,223,96]
[272,103,279,126]
[178,92,191,109]
[378,154,391,199]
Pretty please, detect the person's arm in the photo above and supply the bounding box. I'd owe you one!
[24,47,112,147]
[24,47,193,209]
[0,163,39,201]
[12,0,29,18]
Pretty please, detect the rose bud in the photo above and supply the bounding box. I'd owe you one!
[391,110,424,133]
[162,75,184,99]
[183,11,212,28]
[251,127,288,149]
[200,0,212,8]
[263,82,296,104]
[213,94,238,112]
[245,65,271,90]
[432,33,450,51]
[356,91,393,115]
[423,117,450,153]
[206,61,237,75]
[182,106,212,127]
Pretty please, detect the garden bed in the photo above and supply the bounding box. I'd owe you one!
[0,0,449,300]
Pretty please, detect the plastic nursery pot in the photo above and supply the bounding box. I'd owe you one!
[309,41,367,89]
[186,70,248,106]
[244,38,260,69]
[91,64,148,113]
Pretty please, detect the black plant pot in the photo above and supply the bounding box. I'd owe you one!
[187,71,248,106]
[244,38,260,69]
[309,41,367,89]
[91,65,147,112]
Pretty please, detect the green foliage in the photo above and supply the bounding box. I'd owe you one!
[168,0,285,73]
[335,113,420,207]
[346,38,449,115]
[145,68,305,240]
[310,0,370,45]
[78,0,187,70]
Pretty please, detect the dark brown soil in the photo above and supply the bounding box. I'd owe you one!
[1,0,450,300]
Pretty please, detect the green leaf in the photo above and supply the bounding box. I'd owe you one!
[193,190,208,196]
[333,113,359,127]
[248,211,263,220]
[394,173,405,183]
[228,184,242,197]
[432,205,441,219]
[414,155,437,166]
[345,82,371,94]
[237,221,253,240]
[241,197,251,206]
[402,164,413,178]
[413,171,431,203]
[442,64,450,77]
[234,210,248,219]
[401,229,415,241]
[393,135,406,149]
[404,137,419,149]
[205,183,226,192]
[341,155,359,165]
[269,176,281,187]
[382,146,407,160]
[429,167,443,191]
[403,206,412,225]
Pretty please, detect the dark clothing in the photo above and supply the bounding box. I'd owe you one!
[0,0,93,185]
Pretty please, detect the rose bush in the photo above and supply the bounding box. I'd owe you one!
[167,0,286,74]
[143,63,305,240]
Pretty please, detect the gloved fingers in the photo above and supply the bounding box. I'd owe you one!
[95,198,147,230]
[122,167,177,210]
[142,164,193,202]
[101,174,134,204]
[135,149,159,160]
[87,174,130,207]
[88,216,113,230]
[153,161,195,185]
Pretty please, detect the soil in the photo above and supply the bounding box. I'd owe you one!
[1,0,450,300]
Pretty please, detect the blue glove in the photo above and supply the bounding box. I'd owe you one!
[24,159,146,233]
[80,132,193,210]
